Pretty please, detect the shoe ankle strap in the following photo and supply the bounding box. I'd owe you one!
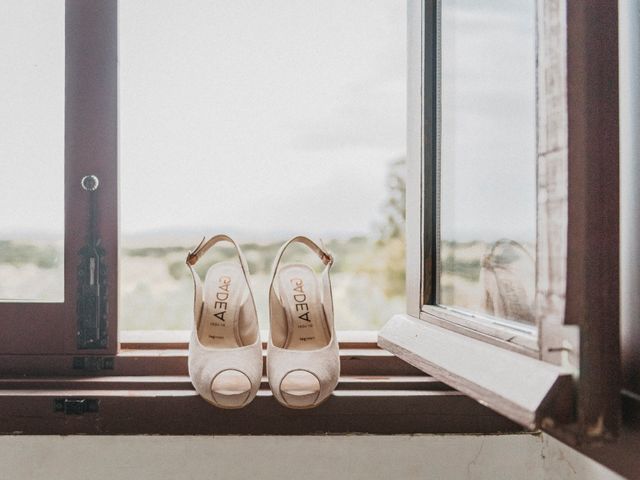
[186,234,253,288]
[268,236,335,348]
[186,234,254,328]
[270,235,333,273]
[269,235,333,290]
[186,234,242,266]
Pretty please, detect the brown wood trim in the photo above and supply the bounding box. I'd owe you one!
[0,388,521,435]
[565,1,621,441]
[0,375,454,392]
[0,304,66,354]
[0,344,520,435]
[64,0,118,355]
[0,348,424,377]
[119,330,379,350]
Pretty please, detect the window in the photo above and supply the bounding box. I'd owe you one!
[3,0,461,438]
[379,0,623,441]
[118,0,406,332]
[439,0,537,332]
[0,1,635,465]
[0,0,65,303]
[0,0,406,355]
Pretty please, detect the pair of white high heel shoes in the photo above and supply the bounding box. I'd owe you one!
[186,234,339,409]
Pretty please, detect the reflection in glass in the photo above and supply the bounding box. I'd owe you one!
[0,1,65,302]
[439,0,536,326]
[120,0,406,330]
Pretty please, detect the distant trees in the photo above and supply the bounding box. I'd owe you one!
[378,157,406,242]
[377,157,406,297]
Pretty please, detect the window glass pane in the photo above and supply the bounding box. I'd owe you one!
[120,0,406,331]
[439,1,536,327]
[0,1,65,302]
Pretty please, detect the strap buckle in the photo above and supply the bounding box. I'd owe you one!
[318,239,333,266]
[186,237,206,266]
[320,251,333,265]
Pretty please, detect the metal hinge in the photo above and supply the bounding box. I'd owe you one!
[54,398,99,415]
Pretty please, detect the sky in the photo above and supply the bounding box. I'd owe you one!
[440,0,537,243]
[118,0,406,241]
[0,1,65,239]
[0,0,536,245]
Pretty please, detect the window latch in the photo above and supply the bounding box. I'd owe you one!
[54,398,99,415]
[77,174,108,349]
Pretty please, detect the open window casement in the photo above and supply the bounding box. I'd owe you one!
[379,0,621,442]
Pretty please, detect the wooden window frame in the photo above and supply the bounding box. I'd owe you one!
[379,0,623,444]
[0,328,524,435]
[0,0,526,438]
[0,0,118,357]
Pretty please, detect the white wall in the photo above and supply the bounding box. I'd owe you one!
[0,433,623,480]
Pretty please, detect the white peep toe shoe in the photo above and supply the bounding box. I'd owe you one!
[186,235,262,409]
[267,236,340,409]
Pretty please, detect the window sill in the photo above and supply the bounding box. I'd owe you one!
[378,314,574,430]
[118,330,380,350]
[0,331,523,435]
[0,379,522,435]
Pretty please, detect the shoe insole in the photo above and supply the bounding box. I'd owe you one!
[277,264,331,350]
[199,262,247,348]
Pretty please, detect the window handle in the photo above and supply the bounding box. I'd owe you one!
[77,175,108,349]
